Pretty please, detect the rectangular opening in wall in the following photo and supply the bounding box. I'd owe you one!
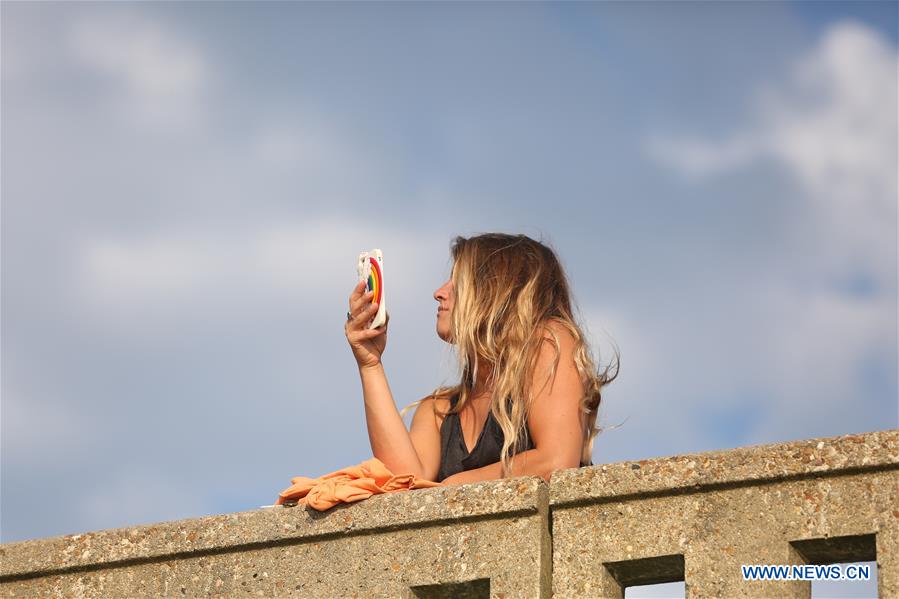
[604,553,685,598]
[810,561,876,599]
[409,577,490,599]
[624,581,686,598]
[790,533,877,598]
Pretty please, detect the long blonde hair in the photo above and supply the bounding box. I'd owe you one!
[407,233,619,477]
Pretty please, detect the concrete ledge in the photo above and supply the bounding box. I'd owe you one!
[550,430,898,598]
[0,476,546,581]
[550,430,899,507]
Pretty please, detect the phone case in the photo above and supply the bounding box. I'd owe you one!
[356,249,387,329]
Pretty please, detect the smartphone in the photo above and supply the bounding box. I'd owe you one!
[357,249,387,329]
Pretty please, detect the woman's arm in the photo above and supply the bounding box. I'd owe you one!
[443,321,585,485]
[359,363,431,477]
[440,447,556,484]
[408,395,444,481]
[346,280,438,479]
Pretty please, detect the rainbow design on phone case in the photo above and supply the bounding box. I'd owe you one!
[366,257,382,305]
[356,249,387,329]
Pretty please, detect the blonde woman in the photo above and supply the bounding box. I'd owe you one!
[344,233,619,484]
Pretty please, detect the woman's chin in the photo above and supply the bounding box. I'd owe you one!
[436,327,454,344]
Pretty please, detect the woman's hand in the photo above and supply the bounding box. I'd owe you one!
[345,280,389,370]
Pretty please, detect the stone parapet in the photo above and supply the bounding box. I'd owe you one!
[1,430,896,598]
[550,429,898,505]
[0,478,550,598]
[551,430,898,598]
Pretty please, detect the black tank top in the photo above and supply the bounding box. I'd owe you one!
[437,392,535,482]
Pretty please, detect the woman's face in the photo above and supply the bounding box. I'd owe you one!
[433,275,455,343]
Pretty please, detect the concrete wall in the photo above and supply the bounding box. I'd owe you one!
[551,429,897,598]
[2,430,896,598]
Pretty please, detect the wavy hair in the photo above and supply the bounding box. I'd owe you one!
[405,233,619,478]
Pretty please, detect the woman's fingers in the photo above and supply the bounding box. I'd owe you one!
[354,291,374,316]
[348,280,367,311]
[357,325,383,337]
[349,279,375,312]
[358,302,378,324]
[362,324,386,338]
[346,302,379,332]
[350,291,375,319]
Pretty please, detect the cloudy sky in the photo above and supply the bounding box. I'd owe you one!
[2,2,896,595]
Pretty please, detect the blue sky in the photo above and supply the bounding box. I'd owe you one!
[2,4,896,595]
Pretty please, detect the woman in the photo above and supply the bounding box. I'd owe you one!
[344,233,618,484]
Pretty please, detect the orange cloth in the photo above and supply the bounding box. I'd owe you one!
[275,457,443,510]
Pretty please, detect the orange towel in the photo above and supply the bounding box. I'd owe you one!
[275,457,443,510]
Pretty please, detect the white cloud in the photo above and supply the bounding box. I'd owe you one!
[68,12,210,126]
[759,279,896,438]
[646,21,897,281]
[249,114,347,174]
[638,21,896,445]
[765,22,897,279]
[645,134,764,181]
[577,306,696,459]
[768,22,897,205]
[76,234,227,308]
[648,21,896,202]
[72,220,447,322]
[583,273,896,459]
[242,109,397,205]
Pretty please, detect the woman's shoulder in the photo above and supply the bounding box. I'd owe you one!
[421,387,459,428]
[536,319,579,358]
